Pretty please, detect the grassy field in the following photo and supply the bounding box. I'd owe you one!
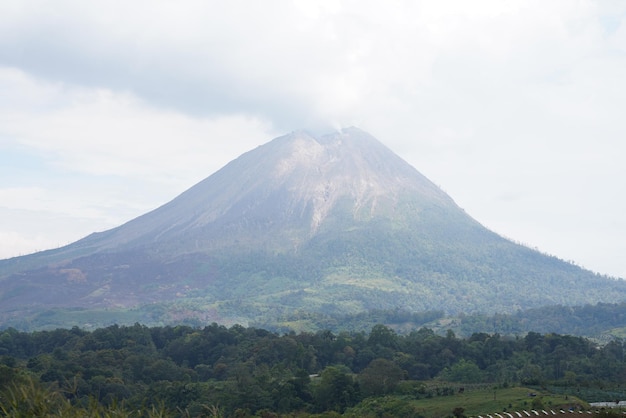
[346,386,588,418]
[420,387,586,417]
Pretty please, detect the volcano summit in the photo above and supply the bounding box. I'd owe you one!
[1,128,624,329]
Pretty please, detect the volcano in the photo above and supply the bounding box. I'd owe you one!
[1,127,625,329]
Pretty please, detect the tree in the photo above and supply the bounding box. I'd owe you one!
[313,366,359,413]
[368,324,398,349]
[359,358,403,397]
[441,359,482,383]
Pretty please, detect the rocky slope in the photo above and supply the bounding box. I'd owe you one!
[1,127,625,329]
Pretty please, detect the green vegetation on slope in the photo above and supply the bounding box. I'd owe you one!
[7,301,626,341]
[3,127,626,332]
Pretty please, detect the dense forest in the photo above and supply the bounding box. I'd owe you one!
[13,299,626,341]
[253,302,626,339]
[2,323,626,417]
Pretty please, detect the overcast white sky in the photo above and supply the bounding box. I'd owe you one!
[1,0,625,278]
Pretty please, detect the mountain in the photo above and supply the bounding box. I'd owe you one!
[1,127,625,330]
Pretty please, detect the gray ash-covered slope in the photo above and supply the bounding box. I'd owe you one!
[1,127,625,327]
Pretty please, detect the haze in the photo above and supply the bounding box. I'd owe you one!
[1,0,625,278]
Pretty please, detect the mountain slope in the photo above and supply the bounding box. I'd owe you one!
[1,127,625,329]
[74,128,457,253]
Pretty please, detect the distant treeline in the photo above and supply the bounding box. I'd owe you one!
[1,322,626,416]
[456,302,626,338]
[251,302,626,339]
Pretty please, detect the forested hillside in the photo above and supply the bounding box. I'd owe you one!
[1,323,626,417]
[456,302,626,339]
[251,302,626,340]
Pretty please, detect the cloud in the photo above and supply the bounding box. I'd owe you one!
[0,67,278,258]
[2,0,623,135]
[1,0,626,277]
[0,67,277,184]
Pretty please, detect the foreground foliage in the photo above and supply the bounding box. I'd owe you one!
[0,323,625,416]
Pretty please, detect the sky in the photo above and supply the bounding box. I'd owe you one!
[1,0,625,278]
